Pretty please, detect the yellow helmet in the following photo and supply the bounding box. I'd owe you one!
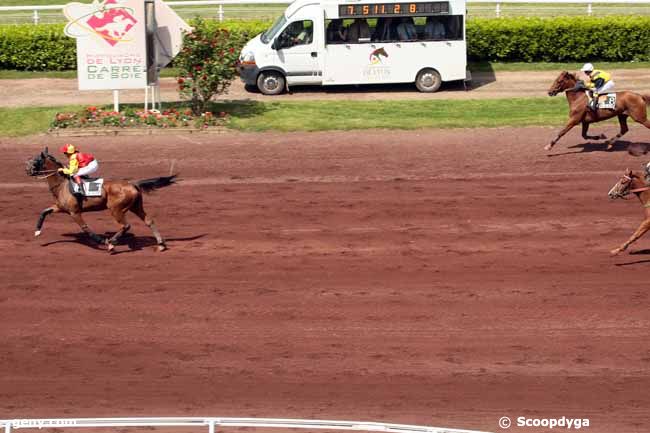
[60,144,77,154]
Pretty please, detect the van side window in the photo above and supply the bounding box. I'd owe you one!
[277,20,313,48]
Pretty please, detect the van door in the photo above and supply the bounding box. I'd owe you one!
[273,19,321,85]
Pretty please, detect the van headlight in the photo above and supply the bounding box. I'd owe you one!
[240,51,256,65]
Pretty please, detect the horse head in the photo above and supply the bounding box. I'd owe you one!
[548,71,578,96]
[25,147,62,177]
[608,168,640,199]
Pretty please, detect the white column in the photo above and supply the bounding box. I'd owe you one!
[587,3,593,15]
[218,4,224,22]
[495,1,501,18]
[33,9,39,24]
[208,420,215,433]
[5,421,11,433]
[113,90,119,112]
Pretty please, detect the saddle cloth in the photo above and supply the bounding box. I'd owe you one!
[597,93,616,110]
[70,177,104,197]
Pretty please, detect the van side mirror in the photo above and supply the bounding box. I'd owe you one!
[272,38,282,50]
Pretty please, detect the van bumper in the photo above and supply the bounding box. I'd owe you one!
[237,63,259,86]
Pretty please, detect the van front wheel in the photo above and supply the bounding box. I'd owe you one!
[415,69,442,93]
[257,71,285,95]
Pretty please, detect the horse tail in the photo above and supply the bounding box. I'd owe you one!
[134,174,177,194]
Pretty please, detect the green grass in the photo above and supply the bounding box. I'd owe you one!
[221,97,569,132]
[0,105,80,136]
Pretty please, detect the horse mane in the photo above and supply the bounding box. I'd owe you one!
[43,152,63,168]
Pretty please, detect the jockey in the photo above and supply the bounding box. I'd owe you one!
[581,63,615,111]
[58,144,99,184]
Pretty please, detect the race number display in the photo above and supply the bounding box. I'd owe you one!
[339,2,450,17]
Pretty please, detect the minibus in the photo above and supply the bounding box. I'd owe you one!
[237,0,468,94]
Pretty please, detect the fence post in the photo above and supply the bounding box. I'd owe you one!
[208,420,215,433]
[218,4,224,22]
[495,0,501,18]
[33,9,39,24]
[5,421,11,433]
[587,2,592,15]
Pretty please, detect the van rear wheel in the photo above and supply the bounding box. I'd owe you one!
[257,71,285,95]
[415,68,442,93]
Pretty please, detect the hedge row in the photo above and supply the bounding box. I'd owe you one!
[0,19,269,71]
[467,16,650,62]
[2,17,650,70]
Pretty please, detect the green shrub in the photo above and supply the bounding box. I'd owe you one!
[3,17,650,71]
[467,16,650,62]
[0,23,75,70]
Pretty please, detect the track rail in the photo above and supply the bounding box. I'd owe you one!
[0,418,492,433]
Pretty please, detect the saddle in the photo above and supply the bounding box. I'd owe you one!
[587,92,616,111]
[69,177,104,197]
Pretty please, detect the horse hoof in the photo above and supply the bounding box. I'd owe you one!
[156,244,167,252]
[544,144,553,151]
[107,243,115,253]
[610,248,623,256]
[34,230,41,237]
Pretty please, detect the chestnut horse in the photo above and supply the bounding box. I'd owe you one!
[26,147,176,253]
[546,71,650,151]
[607,168,650,255]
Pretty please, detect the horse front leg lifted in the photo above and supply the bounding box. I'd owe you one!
[35,205,60,237]
[70,212,105,246]
[546,119,579,151]
[611,218,650,255]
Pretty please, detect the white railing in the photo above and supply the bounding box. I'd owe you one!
[0,418,493,433]
[2,0,650,24]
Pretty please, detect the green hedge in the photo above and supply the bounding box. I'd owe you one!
[2,17,650,70]
[467,16,650,62]
[0,19,270,71]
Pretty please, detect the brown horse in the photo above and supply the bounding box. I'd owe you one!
[546,71,650,151]
[607,168,650,255]
[26,147,176,253]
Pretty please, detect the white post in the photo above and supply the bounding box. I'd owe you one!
[495,1,501,18]
[587,3,592,15]
[218,4,224,22]
[33,9,39,24]
[5,422,11,433]
[113,89,119,112]
[208,420,215,433]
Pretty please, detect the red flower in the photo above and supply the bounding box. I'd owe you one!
[218,111,226,118]
[177,78,184,84]
[229,47,234,54]
[87,106,97,112]
[195,65,202,71]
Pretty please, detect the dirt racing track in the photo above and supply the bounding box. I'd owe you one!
[0,126,649,433]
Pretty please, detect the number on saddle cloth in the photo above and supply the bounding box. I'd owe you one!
[69,177,104,197]
[598,93,617,110]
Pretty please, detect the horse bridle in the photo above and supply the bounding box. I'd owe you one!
[613,174,650,198]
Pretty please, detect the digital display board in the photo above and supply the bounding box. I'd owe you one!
[339,2,450,17]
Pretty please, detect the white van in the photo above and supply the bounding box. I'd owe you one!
[237,0,468,95]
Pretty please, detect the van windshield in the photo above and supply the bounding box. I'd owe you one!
[261,15,287,44]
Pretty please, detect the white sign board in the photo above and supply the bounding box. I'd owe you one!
[64,0,147,90]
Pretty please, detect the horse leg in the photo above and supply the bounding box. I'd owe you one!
[611,218,650,255]
[130,196,167,251]
[69,212,105,246]
[546,119,579,151]
[35,205,60,237]
[581,122,607,141]
[604,114,629,150]
[106,208,131,253]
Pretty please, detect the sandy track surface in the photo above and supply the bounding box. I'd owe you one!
[2,69,650,107]
[0,126,649,432]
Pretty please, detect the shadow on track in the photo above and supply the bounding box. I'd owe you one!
[614,249,650,266]
[547,141,648,157]
[41,233,206,253]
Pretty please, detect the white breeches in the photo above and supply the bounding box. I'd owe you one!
[595,80,615,94]
[76,159,98,177]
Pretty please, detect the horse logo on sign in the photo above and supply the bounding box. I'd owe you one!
[64,0,138,46]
